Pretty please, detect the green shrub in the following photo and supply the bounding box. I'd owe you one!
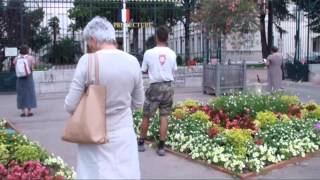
[172,108,189,120]
[176,55,183,66]
[210,93,297,119]
[0,144,9,165]
[190,111,210,122]
[182,99,199,107]
[223,129,253,157]
[279,114,291,123]
[256,118,320,149]
[302,102,320,119]
[304,102,318,111]
[256,111,278,129]
[34,62,53,71]
[0,119,6,129]
[13,145,42,163]
[280,95,299,107]
[305,107,320,119]
[43,38,82,64]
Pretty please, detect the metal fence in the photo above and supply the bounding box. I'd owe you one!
[203,63,246,96]
[1,1,318,67]
[0,0,206,68]
[0,0,204,91]
[280,1,320,82]
[1,0,320,92]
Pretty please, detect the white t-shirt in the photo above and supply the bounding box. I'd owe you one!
[141,46,177,83]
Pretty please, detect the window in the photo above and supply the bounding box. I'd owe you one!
[313,37,320,52]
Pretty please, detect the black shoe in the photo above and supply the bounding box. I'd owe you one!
[138,144,145,152]
[157,147,166,156]
[138,139,145,152]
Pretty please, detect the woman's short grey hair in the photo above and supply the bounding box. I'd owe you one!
[83,16,116,45]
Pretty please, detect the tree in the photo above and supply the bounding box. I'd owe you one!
[129,1,180,54]
[44,37,82,65]
[0,0,50,70]
[48,16,60,47]
[0,0,6,71]
[31,27,51,53]
[294,0,320,33]
[1,0,48,47]
[0,0,5,41]
[196,0,259,60]
[145,35,156,50]
[68,0,179,30]
[68,0,182,54]
[68,23,77,39]
[256,0,292,58]
[175,0,198,63]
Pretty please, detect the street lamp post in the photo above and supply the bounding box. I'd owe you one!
[122,0,127,52]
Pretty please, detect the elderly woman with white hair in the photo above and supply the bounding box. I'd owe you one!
[64,16,144,179]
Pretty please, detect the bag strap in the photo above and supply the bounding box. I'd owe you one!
[88,54,92,83]
[94,53,100,84]
[87,53,100,84]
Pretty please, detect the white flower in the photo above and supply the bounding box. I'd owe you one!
[213,156,219,163]
[56,171,65,177]
[253,152,259,158]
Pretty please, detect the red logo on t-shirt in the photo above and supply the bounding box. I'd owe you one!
[159,55,166,65]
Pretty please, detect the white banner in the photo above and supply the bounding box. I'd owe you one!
[5,47,18,57]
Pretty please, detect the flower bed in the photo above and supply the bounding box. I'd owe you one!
[0,119,75,180]
[133,93,320,175]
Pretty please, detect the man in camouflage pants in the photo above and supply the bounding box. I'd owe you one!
[138,26,177,156]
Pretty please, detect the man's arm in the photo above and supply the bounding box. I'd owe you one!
[141,52,148,74]
[173,53,178,71]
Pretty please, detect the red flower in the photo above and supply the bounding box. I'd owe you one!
[255,139,264,145]
[208,127,219,138]
[244,108,251,114]
[254,127,260,133]
[189,106,198,113]
[214,114,221,124]
[202,105,210,112]
[226,121,231,129]
[232,120,239,128]
[296,112,302,119]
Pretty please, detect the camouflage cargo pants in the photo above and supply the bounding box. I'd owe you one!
[143,81,174,118]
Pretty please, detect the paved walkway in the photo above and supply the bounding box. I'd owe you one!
[0,81,320,179]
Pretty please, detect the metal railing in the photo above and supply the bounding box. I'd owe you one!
[203,62,246,96]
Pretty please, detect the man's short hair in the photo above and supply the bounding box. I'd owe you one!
[156,26,169,43]
[271,46,278,53]
[20,45,29,55]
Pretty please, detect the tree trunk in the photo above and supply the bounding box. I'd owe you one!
[184,7,191,65]
[53,29,57,47]
[267,0,273,52]
[72,30,75,39]
[142,28,146,52]
[133,28,139,54]
[260,12,268,58]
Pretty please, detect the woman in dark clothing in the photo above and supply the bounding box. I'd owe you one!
[14,45,37,117]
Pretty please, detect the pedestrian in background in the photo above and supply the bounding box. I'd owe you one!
[266,46,283,92]
[138,25,177,156]
[14,45,37,117]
